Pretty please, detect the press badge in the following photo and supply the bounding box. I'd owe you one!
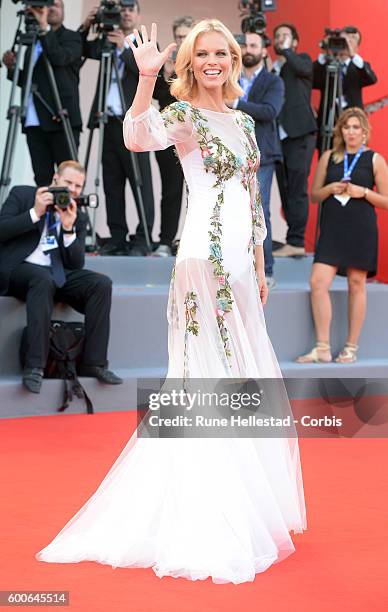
[41,235,59,252]
[334,194,351,207]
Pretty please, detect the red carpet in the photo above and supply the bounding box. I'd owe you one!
[1,412,387,612]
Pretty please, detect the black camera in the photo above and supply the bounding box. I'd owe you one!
[12,0,55,6]
[94,0,135,33]
[12,0,55,33]
[320,28,348,54]
[239,0,276,46]
[48,187,99,210]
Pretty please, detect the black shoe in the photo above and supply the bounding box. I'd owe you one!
[128,244,148,257]
[78,365,123,385]
[22,367,44,394]
[99,240,128,256]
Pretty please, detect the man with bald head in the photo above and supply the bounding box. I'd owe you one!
[2,0,83,186]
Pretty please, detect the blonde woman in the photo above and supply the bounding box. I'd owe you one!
[297,108,388,364]
[36,20,306,584]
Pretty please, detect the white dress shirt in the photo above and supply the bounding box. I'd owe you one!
[271,59,288,140]
[317,53,365,110]
[107,39,132,116]
[25,208,76,266]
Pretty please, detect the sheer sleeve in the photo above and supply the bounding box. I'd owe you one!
[123,101,193,152]
[252,175,267,247]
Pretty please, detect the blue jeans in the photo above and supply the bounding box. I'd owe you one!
[257,164,274,277]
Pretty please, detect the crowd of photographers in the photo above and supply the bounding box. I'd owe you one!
[0,0,378,392]
[1,1,378,262]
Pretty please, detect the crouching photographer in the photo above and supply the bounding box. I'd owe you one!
[0,161,123,393]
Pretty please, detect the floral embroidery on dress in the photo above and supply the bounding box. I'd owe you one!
[183,291,199,380]
[208,192,233,358]
[161,102,264,366]
[235,112,266,248]
[251,179,266,245]
[184,291,199,336]
[161,101,190,126]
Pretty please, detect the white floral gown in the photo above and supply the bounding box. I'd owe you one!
[36,102,307,584]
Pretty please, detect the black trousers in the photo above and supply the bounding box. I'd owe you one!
[7,263,112,369]
[102,117,154,246]
[280,133,316,247]
[155,146,184,246]
[25,127,81,187]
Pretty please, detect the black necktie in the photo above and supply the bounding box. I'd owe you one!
[47,209,66,288]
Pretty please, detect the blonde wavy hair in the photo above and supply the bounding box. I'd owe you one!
[332,107,371,163]
[170,19,243,101]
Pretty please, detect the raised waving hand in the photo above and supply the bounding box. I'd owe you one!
[126,23,176,76]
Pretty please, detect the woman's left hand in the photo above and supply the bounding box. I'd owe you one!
[344,182,367,198]
[257,274,268,306]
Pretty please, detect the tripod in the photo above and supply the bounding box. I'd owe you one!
[83,36,152,253]
[0,11,78,207]
[315,55,345,247]
[319,55,344,156]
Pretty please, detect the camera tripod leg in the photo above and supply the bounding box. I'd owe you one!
[320,61,343,155]
[83,51,113,250]
[316,60,343,247]
[0,34,39,206]
[129,151,152,252]
[0,108,21,205]
[42,56,78,161]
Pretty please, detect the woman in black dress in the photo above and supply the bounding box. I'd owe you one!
[297,108,388,363]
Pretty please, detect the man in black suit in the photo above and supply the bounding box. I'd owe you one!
[271,23,317,257]
[313,25,377,153]
[0,161,122,393]
[2,0,82,187]
[232,32,284,288]
[80,0,154,256]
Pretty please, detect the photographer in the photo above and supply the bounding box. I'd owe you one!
[151,15,194,257]
[0,160,122,394]
[2,0,83,187]
[80,0,154,256]
[313,26,377,151]
[231,31,284,288]
[272,23,317,257]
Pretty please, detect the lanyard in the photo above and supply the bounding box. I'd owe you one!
[45,211,60,234]
[343,145,364,180]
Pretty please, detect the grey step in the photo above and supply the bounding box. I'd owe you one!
[85,254,349,288]
[1,256,387,418]
[1,283,387,376]
[0,368,164,419]
[2,361,388,419]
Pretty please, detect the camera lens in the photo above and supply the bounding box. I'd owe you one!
[56,192,70,208]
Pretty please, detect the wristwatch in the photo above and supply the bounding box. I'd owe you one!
[62,226,75,234]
